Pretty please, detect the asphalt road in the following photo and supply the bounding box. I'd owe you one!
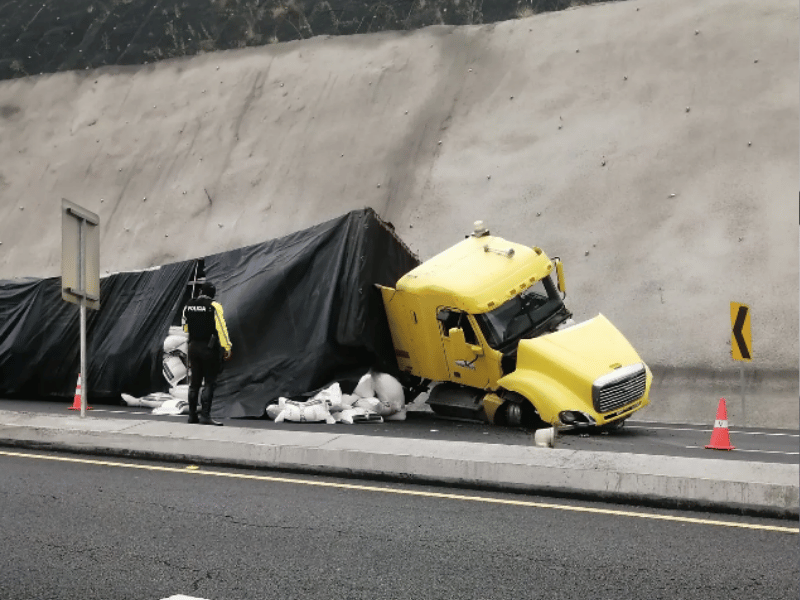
[1,399,797,464]
[0,448,796,600]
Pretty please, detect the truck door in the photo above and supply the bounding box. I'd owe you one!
[437,309,490,389]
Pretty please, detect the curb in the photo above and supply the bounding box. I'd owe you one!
[0,412,797,520]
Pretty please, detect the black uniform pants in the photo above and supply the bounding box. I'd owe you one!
[188,340,222,410]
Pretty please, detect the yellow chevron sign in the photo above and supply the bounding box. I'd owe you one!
[730,302,752,362]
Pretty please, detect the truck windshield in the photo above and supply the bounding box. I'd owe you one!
[475,275,563,349]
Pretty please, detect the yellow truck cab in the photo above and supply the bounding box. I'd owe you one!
[379,222,651,429]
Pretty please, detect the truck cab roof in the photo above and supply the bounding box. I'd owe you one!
[395,234,555,314]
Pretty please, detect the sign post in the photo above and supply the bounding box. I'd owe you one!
[62,199,100,418]
[730,302,752,424]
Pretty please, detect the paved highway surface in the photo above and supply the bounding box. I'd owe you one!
[1,448,796,600]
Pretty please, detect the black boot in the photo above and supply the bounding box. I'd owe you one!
[199,387,223,426]
[187,388,199,424]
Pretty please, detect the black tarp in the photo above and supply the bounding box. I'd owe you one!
[0,261,196,400]
[0,208,419,417]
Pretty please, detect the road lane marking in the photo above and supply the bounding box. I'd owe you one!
[0,449,796,534]
[629,425,799,438]
[91,409,152,415]
[87,409,181,417]
[685,446,799,455]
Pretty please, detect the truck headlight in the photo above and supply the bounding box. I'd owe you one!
[558,411,596,427]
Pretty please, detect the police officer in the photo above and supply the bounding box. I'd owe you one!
[182,281,232,425]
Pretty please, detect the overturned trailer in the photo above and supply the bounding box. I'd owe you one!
[0,209,419,418]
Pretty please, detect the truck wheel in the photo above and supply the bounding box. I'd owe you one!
[505,403,522,427]
[497,391,545,429]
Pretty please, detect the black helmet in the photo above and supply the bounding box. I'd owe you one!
[201,282,216,298]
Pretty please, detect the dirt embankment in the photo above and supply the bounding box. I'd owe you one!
[0,0,796,426]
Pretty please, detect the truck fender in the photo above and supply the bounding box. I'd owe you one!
[481,392,505,424]
[495,372,585,426]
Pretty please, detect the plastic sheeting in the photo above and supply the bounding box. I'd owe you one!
[203,208,419,417]
[0,261,196,399]
[0,208,419,418]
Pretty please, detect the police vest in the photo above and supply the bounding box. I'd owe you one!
[184,297,217,344]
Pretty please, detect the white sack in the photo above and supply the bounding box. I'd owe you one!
[385,408,407,421]
[336,407,383,424]
[313,382,344,411]
[121,393,145,407]
[353,372,375,398]
[170,385,189,401]
[265,403,282,420]
[324,392,358,413]
[335,406,366,424]
[121,392,172,408]
[373,372,405,415]
[272,398,336,424]
[353,396,391,417]
[354,396,381,412]
[163,354,187,386]
[152,398,189,415]
[163,334,188,355]
[339,394,358,409]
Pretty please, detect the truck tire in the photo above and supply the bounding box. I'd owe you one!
[505,402,522,427]
[496,391,546,429]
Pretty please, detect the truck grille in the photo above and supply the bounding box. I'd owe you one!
[592,363,647,414]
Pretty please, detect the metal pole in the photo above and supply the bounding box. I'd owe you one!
[79,219,87,418]
[740,363,746,427]
[80,300,87,418]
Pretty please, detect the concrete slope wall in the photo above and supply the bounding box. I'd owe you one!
[0,0,796,426]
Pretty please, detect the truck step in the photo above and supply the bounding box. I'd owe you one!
[426,384,486,421]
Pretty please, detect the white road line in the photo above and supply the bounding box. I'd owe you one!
[162,595,210,600]
[94,409,183,417]
[685,445,799,455]
[629,425,799,438]
[77,409,189,419]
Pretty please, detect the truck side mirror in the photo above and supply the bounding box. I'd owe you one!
[448,328,484,356]
[448,327,466,345]
[469,344,484,357]
[555,259,566,295]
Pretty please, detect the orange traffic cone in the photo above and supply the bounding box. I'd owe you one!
[705,397,734,450]
[68,374,92,411]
